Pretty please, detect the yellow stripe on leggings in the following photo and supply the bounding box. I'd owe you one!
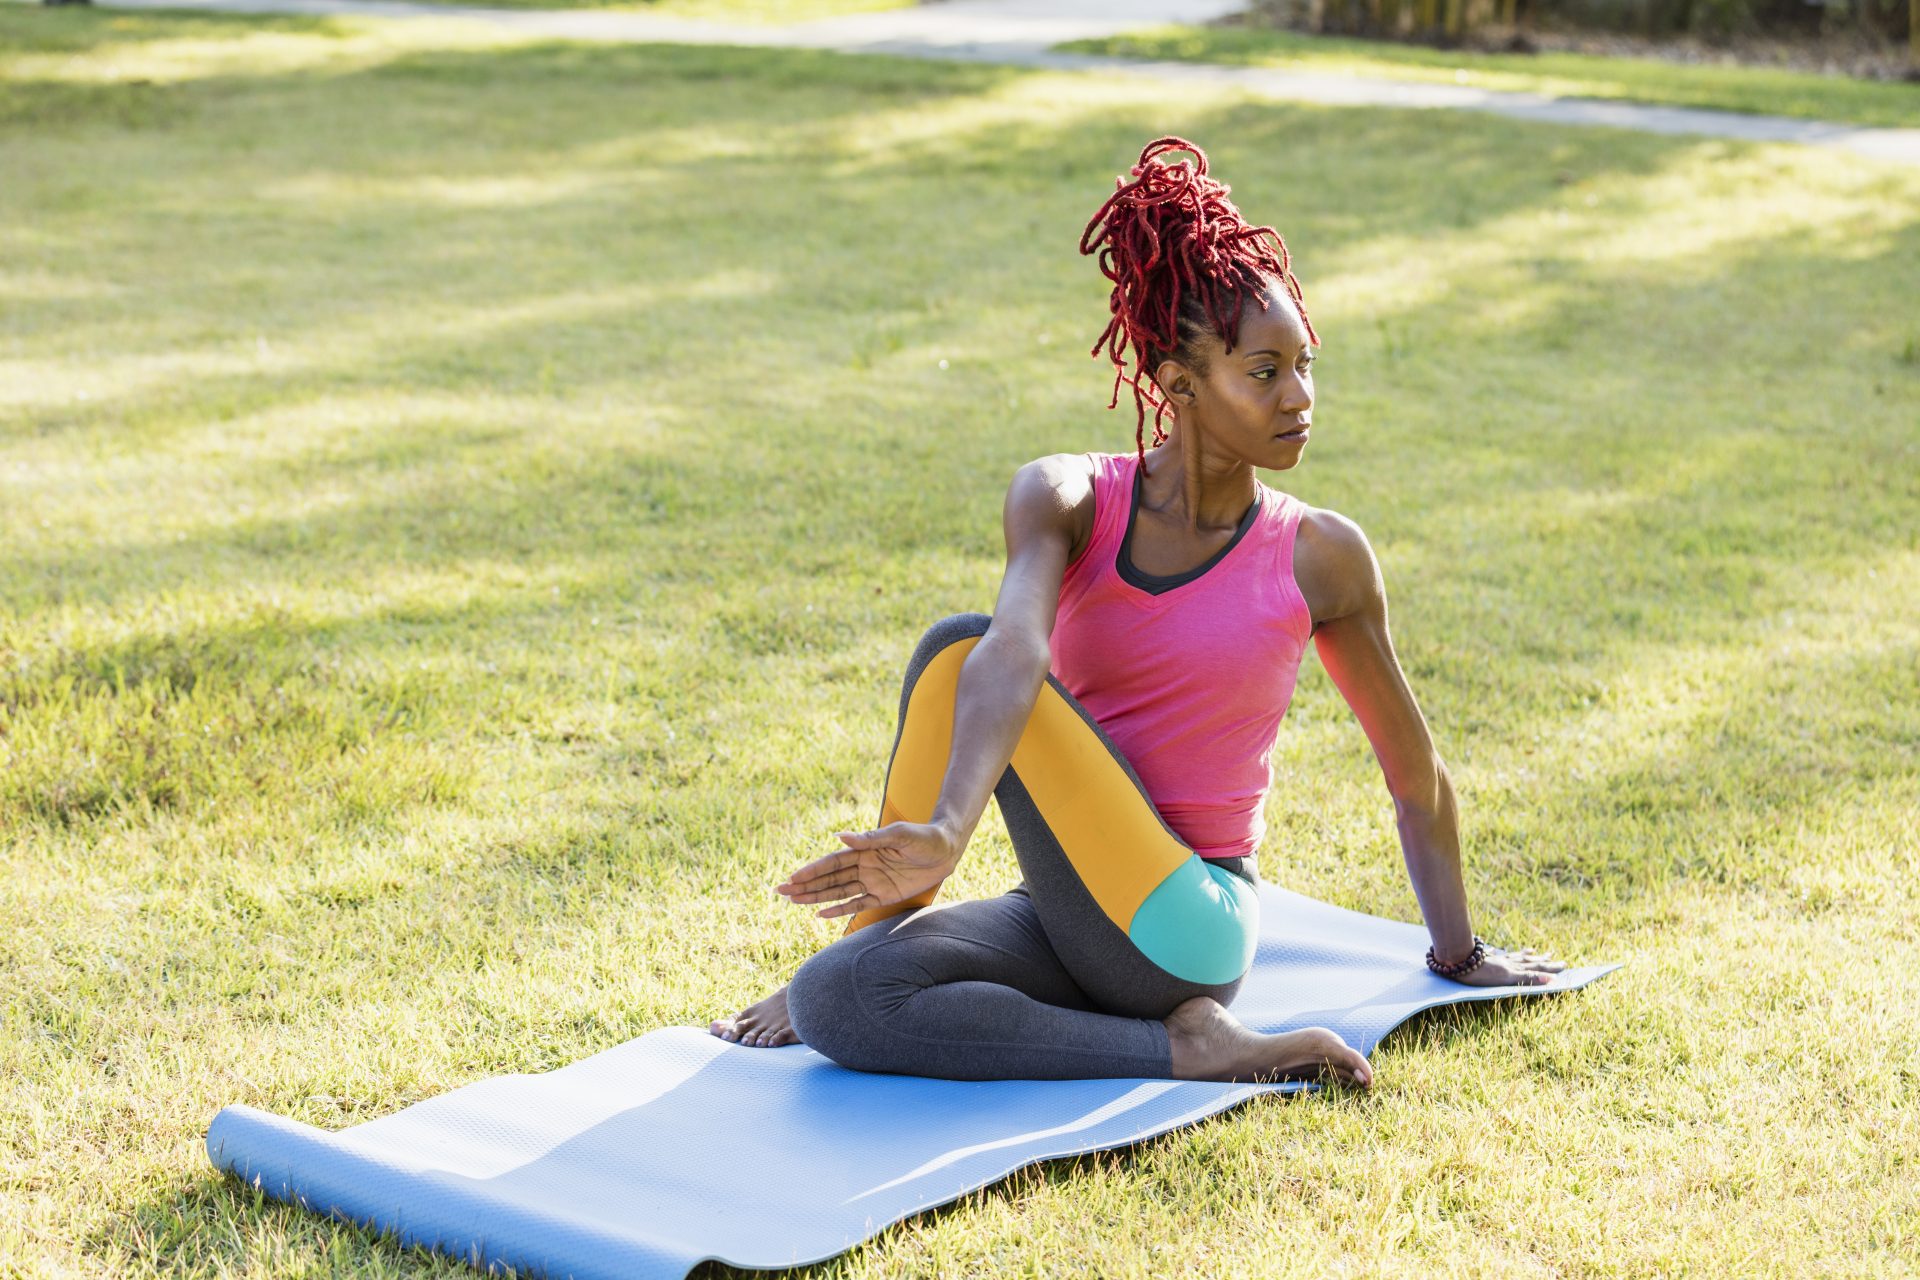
[879,635,1187,932]
[840,659,961,934]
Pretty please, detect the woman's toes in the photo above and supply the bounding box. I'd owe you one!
[710,1002,798,1048]
[1302,1030,1369,1086]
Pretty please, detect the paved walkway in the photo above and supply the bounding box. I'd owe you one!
[85,0,1920,163]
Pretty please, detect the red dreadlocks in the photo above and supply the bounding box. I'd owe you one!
[1079,136,1318,467]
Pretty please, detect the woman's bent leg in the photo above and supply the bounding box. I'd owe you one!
[994,681,1260,1019]
[874,612,1259,1018]
[787,890,1170,1080]
[786,612,1260,1079]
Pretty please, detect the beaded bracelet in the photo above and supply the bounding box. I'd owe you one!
[1426,935,1487,979]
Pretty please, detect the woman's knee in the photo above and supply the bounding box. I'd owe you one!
[785,944,856,1061]
[905,612,992,681]
[787,934,934,1073]
[786,938,906,1073]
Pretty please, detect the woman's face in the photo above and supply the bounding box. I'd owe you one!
[1161,286,1316,470]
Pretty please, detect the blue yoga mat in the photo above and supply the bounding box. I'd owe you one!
[206,883,1620,1278]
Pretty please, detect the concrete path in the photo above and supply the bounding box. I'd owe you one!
[79,0,1920,164]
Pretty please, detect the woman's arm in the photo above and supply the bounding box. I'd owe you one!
[926,457,1085,849]
[778,455,1087,918]
[1298,510,1564,985]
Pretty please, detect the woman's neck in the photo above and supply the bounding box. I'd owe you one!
[1141,436,1258,532]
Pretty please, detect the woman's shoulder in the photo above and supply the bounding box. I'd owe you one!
[1005,452,1103,567]
[1288,502,1382,633]
[1007,451,1102,510]
[1292,502,1369,564]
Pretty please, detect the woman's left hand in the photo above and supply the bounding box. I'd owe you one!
[1446,944,1569,987]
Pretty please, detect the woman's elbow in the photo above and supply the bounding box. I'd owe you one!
[980,625,1054,690]
[1392,756,1452,818]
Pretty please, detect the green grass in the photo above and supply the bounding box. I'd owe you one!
[4,6,1919,1277]
[0,0,913,19]
[1055,25,1920,130]
[398,0,911,19]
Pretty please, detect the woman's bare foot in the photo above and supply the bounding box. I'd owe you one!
[709,983,800,1048]
[1164,997,1372,1088]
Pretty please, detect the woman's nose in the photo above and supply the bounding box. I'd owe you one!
[1282,372,1311,411]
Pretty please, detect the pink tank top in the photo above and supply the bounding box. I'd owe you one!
[1048,450,1314,862]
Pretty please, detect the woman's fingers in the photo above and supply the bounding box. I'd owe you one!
[1465,959,1555,987]
[778,824,954,914]
[1482,964,1545,986]
[777,851,867,897]
[778,847,857,887]
[783,884,864,906]
[815,893,879,920]
[781,864,877,906]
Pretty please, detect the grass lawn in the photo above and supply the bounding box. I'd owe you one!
[4,5,1918,1276]
[1056,25,1920,130]
[395,0,913,20]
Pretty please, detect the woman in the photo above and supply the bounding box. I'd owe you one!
[708,136,1566,1086]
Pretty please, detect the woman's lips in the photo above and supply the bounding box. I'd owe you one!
[1277,425,1309,439]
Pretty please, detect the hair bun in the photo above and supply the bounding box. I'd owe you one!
[1079,136,1317,462]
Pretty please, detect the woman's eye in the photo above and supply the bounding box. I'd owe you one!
[1253,368,1275,380]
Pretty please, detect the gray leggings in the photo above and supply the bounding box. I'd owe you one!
[785,613,1261,1081]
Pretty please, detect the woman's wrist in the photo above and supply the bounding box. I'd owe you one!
[1427,935,1487,979]
[928,812,972,859]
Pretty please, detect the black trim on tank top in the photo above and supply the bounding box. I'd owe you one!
[1117,462,1260,595]
[1208,855,1259,886]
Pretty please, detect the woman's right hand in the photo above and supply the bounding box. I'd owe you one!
[776,821,963,919]
[1445,944,1569,987]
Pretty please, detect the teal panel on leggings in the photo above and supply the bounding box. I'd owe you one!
[1126,860,1260,985]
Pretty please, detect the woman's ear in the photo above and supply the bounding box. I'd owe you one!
[1152,358,1197,405]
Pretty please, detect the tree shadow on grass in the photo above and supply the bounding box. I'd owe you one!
[0,4,354,54]
[5,27,1705,442]
[15,142,1904,671]
[0,5,364,131]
